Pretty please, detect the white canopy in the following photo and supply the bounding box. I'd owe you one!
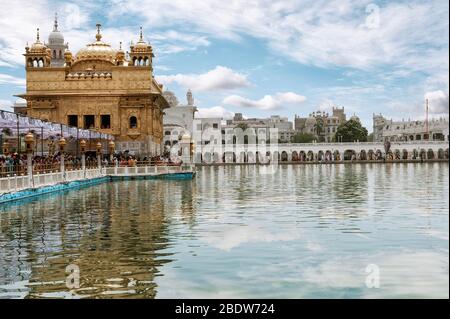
[0,110,115,140]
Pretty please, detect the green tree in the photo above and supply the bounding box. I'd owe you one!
[292,132,316,143]
[367,133,374,142]
[314,119,325,142]
[335,119,368,142]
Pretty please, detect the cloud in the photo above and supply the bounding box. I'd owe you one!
[107,0,449,75]
[195,106,234,119]
[425,90,449,114]
[156,66,250,91]
[0,74,26,86]
[223,92,306,110]
[0,99,13,111]
[201,224,301,251]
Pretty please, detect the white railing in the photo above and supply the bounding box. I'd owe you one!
[1,164,195,196]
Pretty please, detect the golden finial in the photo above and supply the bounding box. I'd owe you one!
[96,23,102,41]
[119,41,122,50]
[139,26,143,41]
[36,28,40,42]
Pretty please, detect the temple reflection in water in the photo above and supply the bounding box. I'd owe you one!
[0,179,196,298]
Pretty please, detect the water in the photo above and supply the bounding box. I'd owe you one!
[0,163,448,299]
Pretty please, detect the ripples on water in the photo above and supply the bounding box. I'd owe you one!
[0,163,448,298]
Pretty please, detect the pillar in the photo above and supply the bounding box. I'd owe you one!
[180,133,192,164]
[96,142,102,171]
[80,139,86,177]
[59,137,67,180]
[25,132,34,186]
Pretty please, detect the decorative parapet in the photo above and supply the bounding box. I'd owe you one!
[66,72,112,80]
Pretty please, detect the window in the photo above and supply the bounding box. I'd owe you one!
[68,115,78,127]
[101,115,111,129]
[212,123,219,129]
[84,115,95,129]
[129,116,138,129]
[165,131,171,136]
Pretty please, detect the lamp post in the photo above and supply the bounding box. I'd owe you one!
[59,137,67,178]
[25,132,34,185]
[80,139,86,176]
[2,140,9,155]
[96,141,102,170]
[108,140,115,164]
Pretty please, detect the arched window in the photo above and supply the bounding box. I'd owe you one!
[144,57,149,66]
[59,50,62,59]
[27,58,33,67]
[32,59,38,67]
[129,116,138,129]
[53,50,57,58]
[139,58,144,66]
[133,57,138,66]
[38,59,44,67]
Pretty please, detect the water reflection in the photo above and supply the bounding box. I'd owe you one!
[0,180,196,298]
[0,163,448,298]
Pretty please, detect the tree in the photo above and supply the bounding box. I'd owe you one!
[314,119,325,142]
[292,132,316,143]
[335,119,368,142]
[367,133,374,142]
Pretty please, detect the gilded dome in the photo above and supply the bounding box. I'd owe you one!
[75,24,116,63]
[29,28,47,53]
[131,27,152,52]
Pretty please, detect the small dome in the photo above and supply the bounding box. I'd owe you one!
[48,31,64,45]
[163,91,179,107]
[48,13,64,45]
[350,114,360,122]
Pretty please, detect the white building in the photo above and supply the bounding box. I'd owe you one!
[163,90,197,148]
[373,114,449,142]
[224,113,295,142]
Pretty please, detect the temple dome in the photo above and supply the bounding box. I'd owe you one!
[75,24,116,63]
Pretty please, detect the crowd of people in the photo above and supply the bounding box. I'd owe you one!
[0,151,180,178]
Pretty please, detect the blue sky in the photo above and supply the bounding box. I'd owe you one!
[0,0,448,131]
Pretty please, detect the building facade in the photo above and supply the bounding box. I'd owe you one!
[295,107,346,142]
[373,114,449,142]
[17,19,169,155]
[163,90,197,147]
[225,113,295,143]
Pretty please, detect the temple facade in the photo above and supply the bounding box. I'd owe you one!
[17,17,169,155]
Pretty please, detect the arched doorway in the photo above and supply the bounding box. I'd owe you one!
[375,149,382,160]
[402,150,408,160]
[292,151,299,161]
[334,150,341,161]
[427,149,434,160]
[318,150,324,161]
[419,149,426,160]
[281,151,288,162]
[299,151,306,162]
[344,150,356,161]
[360,150,367,161]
